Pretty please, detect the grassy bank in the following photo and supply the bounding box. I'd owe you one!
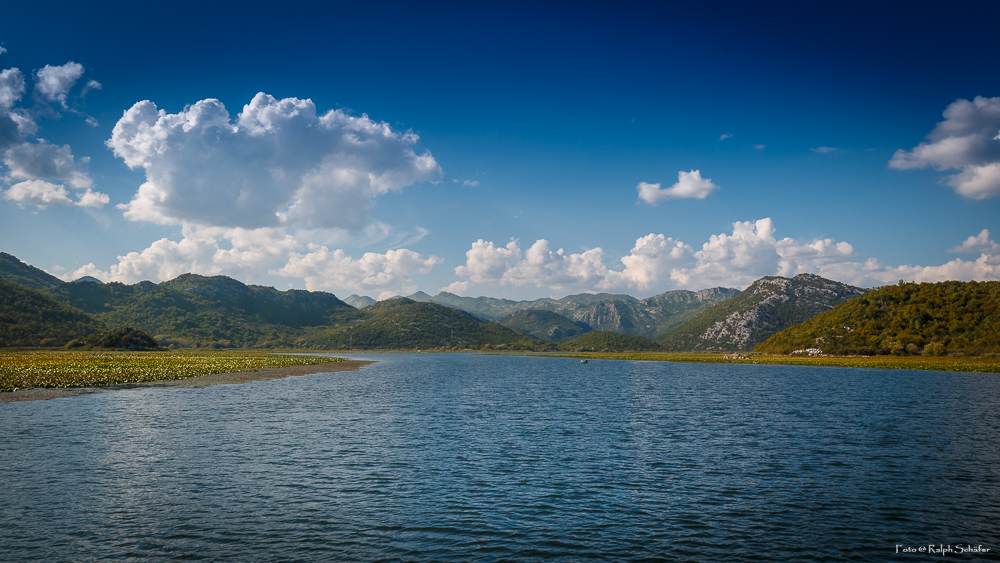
[530,351,1000,374]
[0,350,342,392]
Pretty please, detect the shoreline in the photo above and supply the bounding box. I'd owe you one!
[0,360,374,404]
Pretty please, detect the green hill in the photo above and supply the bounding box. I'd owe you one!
[756,280,1000,356]
[0,278,105,346]
[303,298,545,350]
[45,274,363,348]
[558,331,662,352]
[658,274,866,352]
[499,309,591,342]
[0,252,64,290]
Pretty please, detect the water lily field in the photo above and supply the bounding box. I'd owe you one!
[0,350,341,392]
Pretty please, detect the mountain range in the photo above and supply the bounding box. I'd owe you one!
[0,250,918,353]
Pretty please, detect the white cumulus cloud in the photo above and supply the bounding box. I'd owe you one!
[275,246,442,299]
[1,60,106,210]
[109,92,441,231]
[34,62,84,107]
[0,68,25,109]
[4,140,93,189]
[637,170,719,205]
[68,226,302,285]
[890,96,1000,199]
[3,179,73,208]
[451,220,1000,295]
[950,229,1000,254]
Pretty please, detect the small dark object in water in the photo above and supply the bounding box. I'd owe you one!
[581,359,588,364]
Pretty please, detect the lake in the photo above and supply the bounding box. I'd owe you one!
[1,353,998,561]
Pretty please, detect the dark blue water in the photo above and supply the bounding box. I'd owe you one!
[2,354,999,561]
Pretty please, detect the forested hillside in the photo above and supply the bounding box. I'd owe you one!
[499,309,591,342]
[757,281,1000,356]
[45,274,364,348]
[0,279,104,346]
[303,298,544,350]
[557,331,663,352]
[0,252,64,290]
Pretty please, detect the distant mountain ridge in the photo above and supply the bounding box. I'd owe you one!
[657,274,867,351]
[0,253,541,350]
[399,287,740,340]
[1,251,877,352]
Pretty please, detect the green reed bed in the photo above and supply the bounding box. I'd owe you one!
[534,352,1000,374]
[0,350,340,392]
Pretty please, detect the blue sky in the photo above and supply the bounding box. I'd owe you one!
[2,1,999,300]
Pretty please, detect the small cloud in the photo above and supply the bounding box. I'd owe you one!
[753,144,766,150]
[441,280,471,295]
[950,229,1000,254]
[0,46,6,55]
[34,62,84,107]
[0,68,26,109]
[719,133,733,141]
[637,170,720,205]
[80,80,101,98]
[462,179,479,186]
[811,146,839,154]
[890,96,1000,200]
[3,180,73,208]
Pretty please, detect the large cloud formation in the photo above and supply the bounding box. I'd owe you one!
[276,246,442,299]
[448,219,999,295]
[890,96,1000,199]
[68,225,443,299]
[0,60,107,209]
[109,92,441,231]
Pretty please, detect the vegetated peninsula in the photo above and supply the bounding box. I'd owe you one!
[756,280,1000,356]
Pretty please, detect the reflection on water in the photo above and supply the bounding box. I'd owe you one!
[2,354,999,561]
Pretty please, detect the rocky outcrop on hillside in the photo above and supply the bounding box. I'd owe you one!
[657,274,866,351]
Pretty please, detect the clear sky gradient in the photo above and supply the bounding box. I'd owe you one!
[2,1,999,300]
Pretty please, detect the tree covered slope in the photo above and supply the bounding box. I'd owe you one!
[499,309,591,342]
[0,278,104,346]
[303,298,545,350]
[0,252,64,290]
[756,280,1000,356]
[557,331,663,352]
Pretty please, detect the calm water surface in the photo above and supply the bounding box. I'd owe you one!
[1,354,999,561]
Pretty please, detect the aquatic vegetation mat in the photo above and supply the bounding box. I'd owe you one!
[0,350,340,392]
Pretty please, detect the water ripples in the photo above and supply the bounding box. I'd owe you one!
[2,353,999,561]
